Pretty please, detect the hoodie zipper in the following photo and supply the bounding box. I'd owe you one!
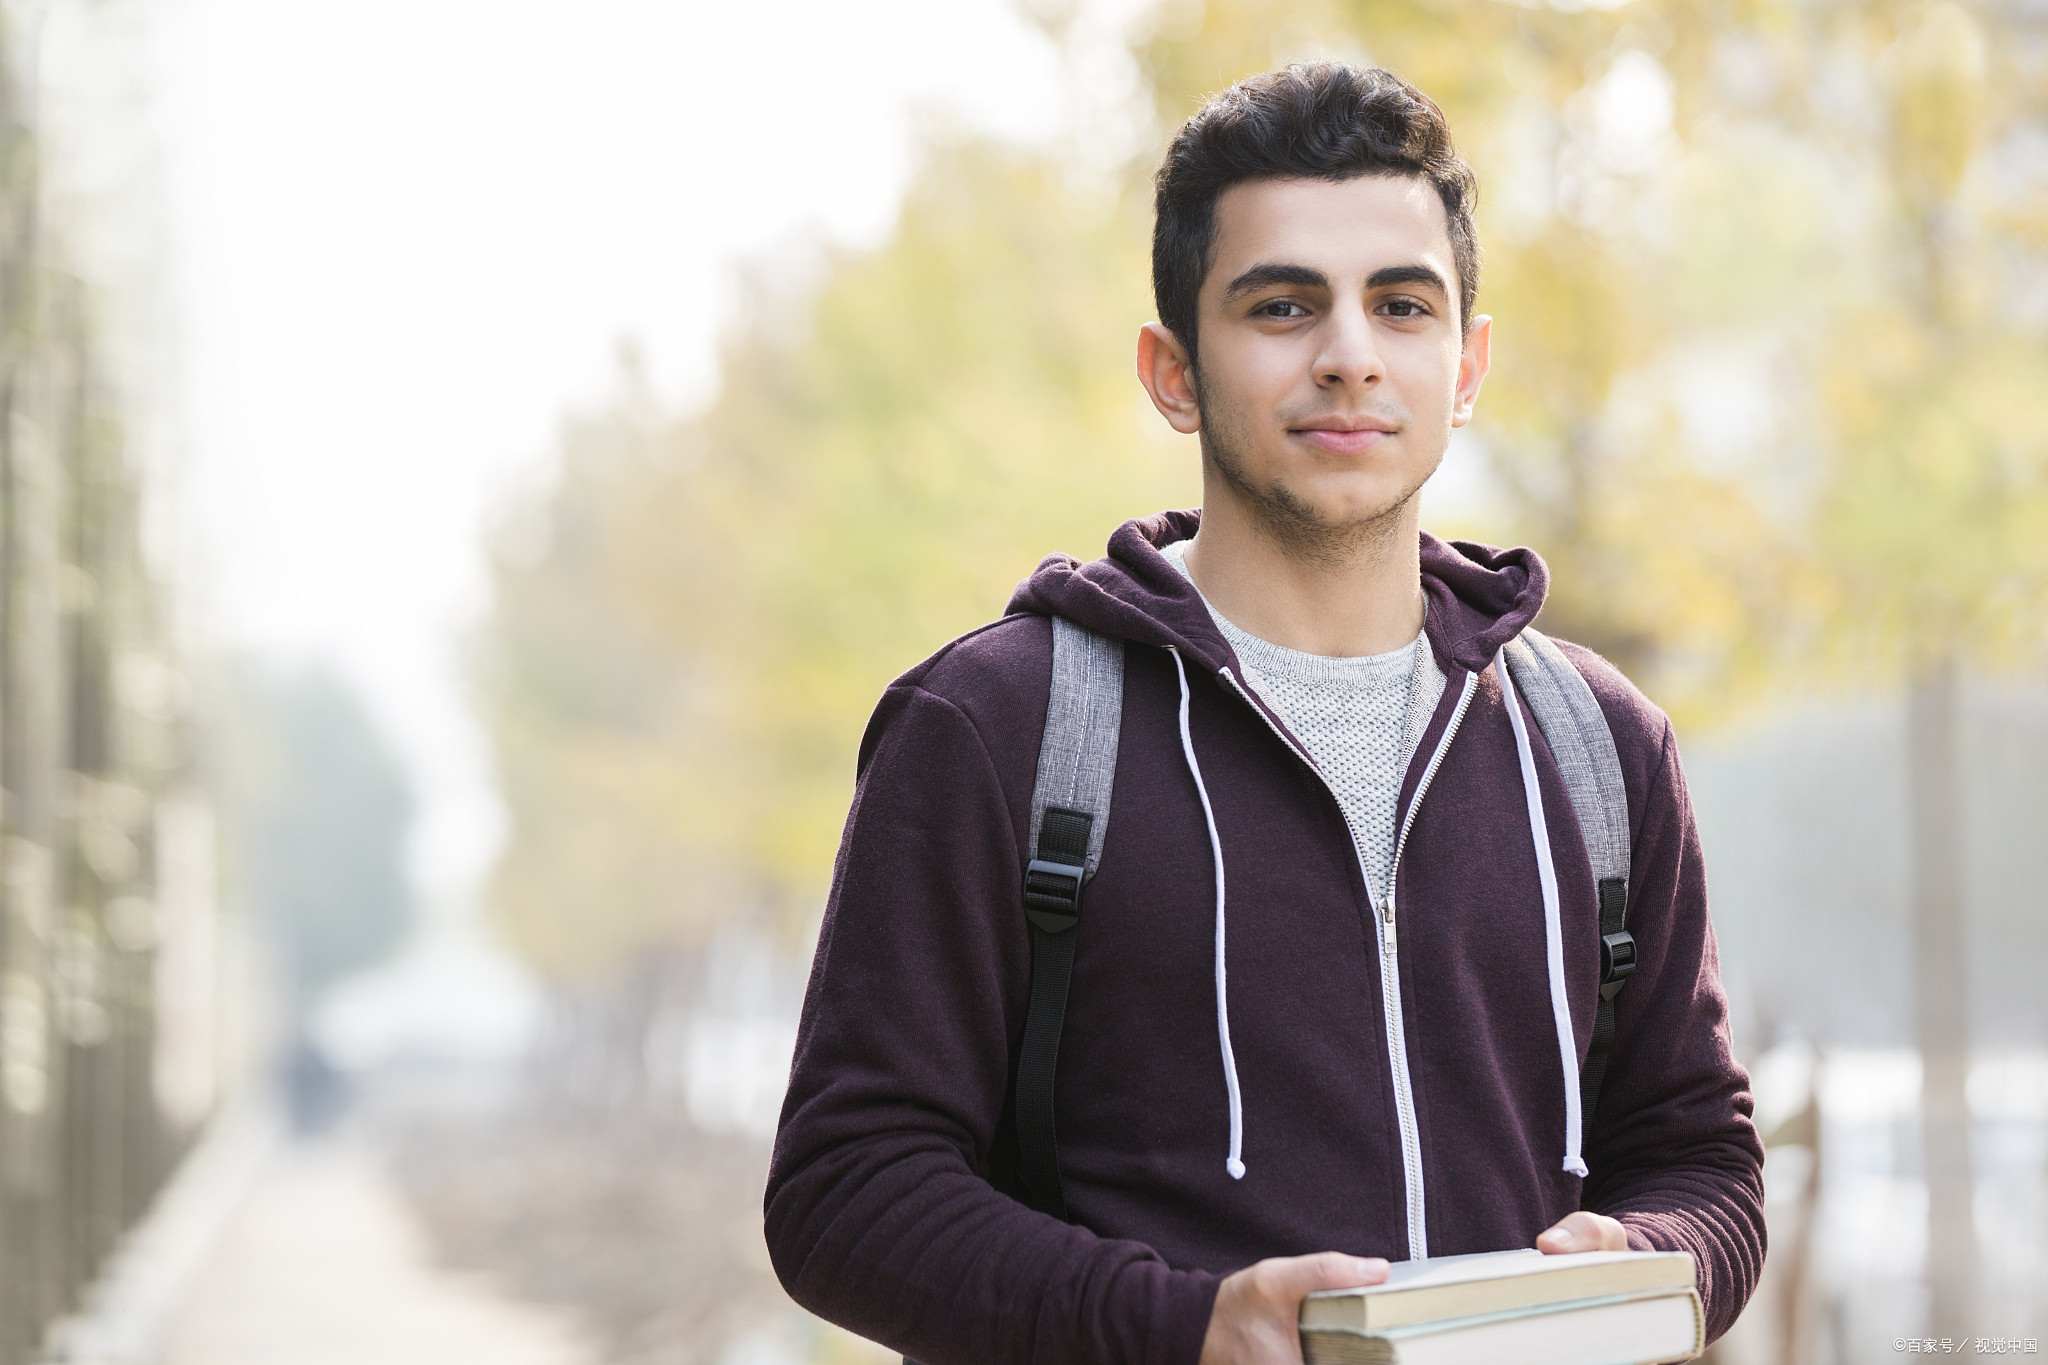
[1218,662,1479,1262]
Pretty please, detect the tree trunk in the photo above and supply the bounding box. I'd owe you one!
[1907,655,1975,1340]
[1777,1055,1823,1365]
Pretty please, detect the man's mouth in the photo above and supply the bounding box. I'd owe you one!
[1289,420,1397,455]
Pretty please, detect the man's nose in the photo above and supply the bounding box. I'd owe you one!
[1313,302,1383,391]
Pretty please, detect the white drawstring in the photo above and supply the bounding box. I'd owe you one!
[1497,647,1589,1178]
[1169,646,1245,1180]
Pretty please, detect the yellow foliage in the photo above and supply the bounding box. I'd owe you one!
[479,145,1191,981]
[1883,3,1990,210]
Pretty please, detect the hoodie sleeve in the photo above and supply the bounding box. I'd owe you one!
[764,678,1221,1365]
[1579,715,1768,1344]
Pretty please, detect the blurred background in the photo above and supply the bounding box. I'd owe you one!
[1,0,2043,1361]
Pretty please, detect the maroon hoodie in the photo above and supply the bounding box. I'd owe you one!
[765,511,1765,1363]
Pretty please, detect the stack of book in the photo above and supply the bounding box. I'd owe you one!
[1299,1248,1703,1365]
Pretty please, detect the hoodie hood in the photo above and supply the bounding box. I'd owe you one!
[1006,509,1550,677]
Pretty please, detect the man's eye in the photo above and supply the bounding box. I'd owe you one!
[1380,297,1429,318]
[1256,300,1308,319]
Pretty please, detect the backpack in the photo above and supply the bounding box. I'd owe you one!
[1014,617,1636,1220]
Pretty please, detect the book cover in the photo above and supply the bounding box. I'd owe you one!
[1301,1248,1697,1333]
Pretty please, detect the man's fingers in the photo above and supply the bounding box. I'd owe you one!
[1265,1251,1391,1297]
[1200,1253,1393,1365]
[1536,1211,1627,1253]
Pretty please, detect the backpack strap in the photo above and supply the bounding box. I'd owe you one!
[1014,616,1124,1220]
[1501,628,1635,1128]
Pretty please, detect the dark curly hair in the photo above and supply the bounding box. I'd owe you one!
[1153,62,1480,360]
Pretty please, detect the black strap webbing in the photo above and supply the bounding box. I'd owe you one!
[1578,876,1634,1124]
[1015,806,1090,1220]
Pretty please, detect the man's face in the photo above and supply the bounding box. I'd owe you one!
[1143,174,1490,550]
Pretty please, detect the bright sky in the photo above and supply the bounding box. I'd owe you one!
[48,0,1102,916]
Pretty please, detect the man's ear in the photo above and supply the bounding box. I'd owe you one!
[1137,323,1202,435]
[1450,314,1492,429]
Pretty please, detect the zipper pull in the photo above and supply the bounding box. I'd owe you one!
[1383,895,1397,953]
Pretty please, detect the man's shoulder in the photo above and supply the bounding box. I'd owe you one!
[862,613,1056,767]
[890,612,1053,708]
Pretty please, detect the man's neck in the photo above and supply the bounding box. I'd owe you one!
[1181,480,1427,659]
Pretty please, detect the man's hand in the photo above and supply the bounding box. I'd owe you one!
[1536,1210,1629,1253]
[1198,1252,1390,1365]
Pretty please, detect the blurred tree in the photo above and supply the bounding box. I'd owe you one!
[476,143,1190,1012]
[1803,2,2048,1336]
[0,8,204,1345]
[218,664,416,1012]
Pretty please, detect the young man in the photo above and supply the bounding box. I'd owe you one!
[766,63,1764,1364]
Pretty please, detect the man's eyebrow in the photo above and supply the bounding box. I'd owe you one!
[1220,263,1328,303]
[1220,262,1453,305]
[1367,264,1452,296]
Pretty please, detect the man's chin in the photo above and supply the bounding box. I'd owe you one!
[1263,479,1417,535]
[1203,432,1426,552]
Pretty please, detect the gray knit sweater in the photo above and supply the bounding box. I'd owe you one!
[1161,538,1448,902]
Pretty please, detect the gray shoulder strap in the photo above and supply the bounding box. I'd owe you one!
[1502,627,1631,892]
[1012,616,1124,1226]
[1028,616,1124,878]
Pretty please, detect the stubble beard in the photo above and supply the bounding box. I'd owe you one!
[1196,381,1431,574]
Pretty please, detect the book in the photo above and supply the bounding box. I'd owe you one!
[1299,1287,1704,1365]
[1301,1248,1697,1333]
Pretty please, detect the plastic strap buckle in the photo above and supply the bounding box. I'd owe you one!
[1599,930,1637,1000]
[1024,858,1084,933]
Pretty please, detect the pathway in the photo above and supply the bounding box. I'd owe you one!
[161,1136,596,1365]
